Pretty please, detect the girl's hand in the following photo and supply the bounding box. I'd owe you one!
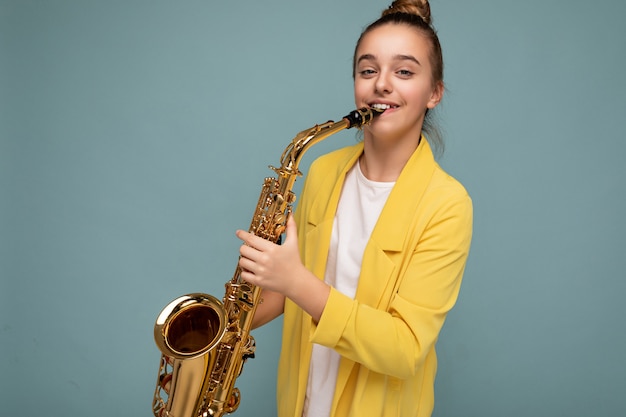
[236,215,303,296]
[236,215,330,322]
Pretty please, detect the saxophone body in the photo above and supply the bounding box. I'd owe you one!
[152,107,381,417]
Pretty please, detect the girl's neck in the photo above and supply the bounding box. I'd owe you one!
[359,134,421,182]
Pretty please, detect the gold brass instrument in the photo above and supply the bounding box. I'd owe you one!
[152,107,382,417]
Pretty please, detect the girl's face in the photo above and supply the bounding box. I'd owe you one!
[354,24,443,144]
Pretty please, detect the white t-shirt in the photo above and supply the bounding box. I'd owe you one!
[302,160,394,417]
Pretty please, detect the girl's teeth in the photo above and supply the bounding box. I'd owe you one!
[371,104,394,110]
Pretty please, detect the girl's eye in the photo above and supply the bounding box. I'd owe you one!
[397,69,414,77]
[359,69,376,77]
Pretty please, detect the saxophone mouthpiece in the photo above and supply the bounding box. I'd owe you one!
[344,107,384,129]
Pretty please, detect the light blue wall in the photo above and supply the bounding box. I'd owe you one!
[2,1,625,416]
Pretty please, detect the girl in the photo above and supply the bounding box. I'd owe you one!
[236,1,473,416]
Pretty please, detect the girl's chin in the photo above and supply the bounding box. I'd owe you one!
[364,121,422,142]
[364,123,398,138]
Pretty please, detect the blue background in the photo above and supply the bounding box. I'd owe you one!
[2,1,625,416]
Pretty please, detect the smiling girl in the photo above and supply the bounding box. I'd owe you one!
[236,1,473,416]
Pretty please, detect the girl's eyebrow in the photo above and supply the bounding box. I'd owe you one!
[394,54,421,66]
[356,53,376,64]
[356,53,421,66]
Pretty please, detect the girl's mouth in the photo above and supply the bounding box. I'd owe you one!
[370,103,398,111]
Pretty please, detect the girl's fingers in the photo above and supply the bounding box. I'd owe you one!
[237,229,271,251]
[239,244,257,260]
[238,256,255,273]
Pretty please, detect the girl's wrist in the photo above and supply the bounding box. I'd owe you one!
[286,267,330,322]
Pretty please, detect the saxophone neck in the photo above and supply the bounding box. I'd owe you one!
[278,107,382,173]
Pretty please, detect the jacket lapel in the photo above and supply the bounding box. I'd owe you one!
[306,143,364,280]
[355,137,436,308]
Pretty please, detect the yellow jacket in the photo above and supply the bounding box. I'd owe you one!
[277,138,473,417]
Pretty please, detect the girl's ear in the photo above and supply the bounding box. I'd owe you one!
[427,81,444,109]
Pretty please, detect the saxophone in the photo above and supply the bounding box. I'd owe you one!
[152,107,382,417]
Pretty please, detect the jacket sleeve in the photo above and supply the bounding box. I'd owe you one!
[309,189,473,379]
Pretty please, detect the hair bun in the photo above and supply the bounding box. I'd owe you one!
[383,0,431,25]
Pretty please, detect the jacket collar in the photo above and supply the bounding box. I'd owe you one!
[371,137,437,252]
[308,137,437,252]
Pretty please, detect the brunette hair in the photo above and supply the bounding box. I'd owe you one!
[353,0,445,155]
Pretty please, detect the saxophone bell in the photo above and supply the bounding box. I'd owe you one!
[153,294,227,417]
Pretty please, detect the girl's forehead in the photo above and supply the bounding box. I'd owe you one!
[357,25,431,59]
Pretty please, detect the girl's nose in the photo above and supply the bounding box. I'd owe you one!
[375,72,392,94]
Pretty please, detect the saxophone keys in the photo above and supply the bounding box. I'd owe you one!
[274,213,286,225]
[274,193,285,205]
[224,388,241,413]
[274,226,285,240]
